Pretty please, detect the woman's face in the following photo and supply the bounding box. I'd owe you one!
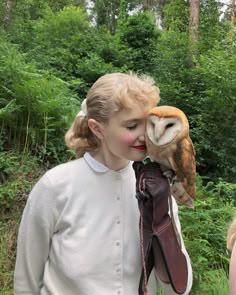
[96,104,149,166]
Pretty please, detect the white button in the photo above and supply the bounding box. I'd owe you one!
[115,194,120,200]
[117,290,121,294]
[116,265,120,272]
[116,241,120,246]
[117,218,121,224]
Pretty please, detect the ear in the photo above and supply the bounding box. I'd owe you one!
[88,119,104,139]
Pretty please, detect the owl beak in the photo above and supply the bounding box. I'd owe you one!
[154,123,162,141]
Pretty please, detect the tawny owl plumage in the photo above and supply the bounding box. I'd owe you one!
[146,106,196,208]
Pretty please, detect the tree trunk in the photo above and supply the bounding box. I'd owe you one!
[189,0,199,44]
[227,0,235,43]
[4,0,12,31]
[230,0,235,32]
[143,0,158,11]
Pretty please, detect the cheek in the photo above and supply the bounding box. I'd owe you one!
[120,133,137,145]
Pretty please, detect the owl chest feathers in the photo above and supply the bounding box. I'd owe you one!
[146,139,179,170]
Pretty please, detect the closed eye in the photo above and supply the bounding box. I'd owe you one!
[166,123,174,128]
[126,125,137,130]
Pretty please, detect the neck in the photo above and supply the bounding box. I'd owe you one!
[90,150,129,171]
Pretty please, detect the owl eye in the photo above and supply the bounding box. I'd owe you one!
[166,123,174,129]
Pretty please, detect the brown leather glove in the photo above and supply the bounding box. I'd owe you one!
[133,161,188,295]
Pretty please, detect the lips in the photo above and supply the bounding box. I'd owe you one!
[133,145,146,150]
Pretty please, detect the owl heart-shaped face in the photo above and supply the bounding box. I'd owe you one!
[146,106,189,146]
[146,115,183,146]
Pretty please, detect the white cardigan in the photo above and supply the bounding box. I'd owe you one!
[14,153,192,295]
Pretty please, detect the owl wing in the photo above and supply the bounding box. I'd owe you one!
[170,136,196,208]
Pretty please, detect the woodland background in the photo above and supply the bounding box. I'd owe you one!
[0,0,235,294]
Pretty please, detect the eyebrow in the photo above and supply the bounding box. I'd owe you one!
[122,118,141,123]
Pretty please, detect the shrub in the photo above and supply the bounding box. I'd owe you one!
[179,176,235,293]
[0,151,44,211]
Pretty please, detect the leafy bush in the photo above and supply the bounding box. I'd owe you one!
[0,151,44,211]
[0,208,21,295]
[179,176,235,293]
[0,38,80,162]
[189,46,236,182]
[0,152,45,293]
[23,6,123,94]
[205,179,236,205]
[118,11,161,74]
[191,268,229,295]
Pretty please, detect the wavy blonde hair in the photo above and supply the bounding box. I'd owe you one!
[227,219,236,251]
[65,72,160,158]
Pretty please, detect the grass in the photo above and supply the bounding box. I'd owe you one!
[0,151,44,294]
[191,268,229,295]
[0,204,23,294]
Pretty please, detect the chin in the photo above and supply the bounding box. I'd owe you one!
[130,151,147,162]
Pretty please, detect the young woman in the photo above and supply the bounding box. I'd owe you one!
[227,219,236,295]
[14,72,192,295]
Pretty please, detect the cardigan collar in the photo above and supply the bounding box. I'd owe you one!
[84,152,132,174]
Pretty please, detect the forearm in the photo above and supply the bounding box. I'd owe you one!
[14,175,55,294]
[14,218,48,294]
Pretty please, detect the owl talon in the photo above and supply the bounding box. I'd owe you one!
[162,170,175,181]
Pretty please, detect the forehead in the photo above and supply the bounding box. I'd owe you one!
[110,104,148,123]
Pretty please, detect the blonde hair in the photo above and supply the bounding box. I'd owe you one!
[65,72,160,158]
[227,219,236,251]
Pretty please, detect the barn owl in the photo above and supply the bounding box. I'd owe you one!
[145,106,196,208]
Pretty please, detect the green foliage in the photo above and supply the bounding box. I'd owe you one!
[0,151,44,210]
[0,209,20,295]
[21,6,123,96]
[25,6,92,76]
[205,179,236,206]
[0,38,79,161]
[163,0,189,32]
[189,46,236,181]
[191,268,229,295]
[153,30,191,105]
[0,0,81,38]
[118,11,161,74]
[180,176,235,292]
[90,0,120,34]
[198,0,227,52]
[0,152,44,294]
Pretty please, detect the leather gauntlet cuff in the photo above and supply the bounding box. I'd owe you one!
[133,161,188,295]
[138,207,188,294]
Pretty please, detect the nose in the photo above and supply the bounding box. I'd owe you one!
[138,121,146,142]
[139,134,145,142]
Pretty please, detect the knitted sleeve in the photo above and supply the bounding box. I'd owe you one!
[14,174,56,295]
